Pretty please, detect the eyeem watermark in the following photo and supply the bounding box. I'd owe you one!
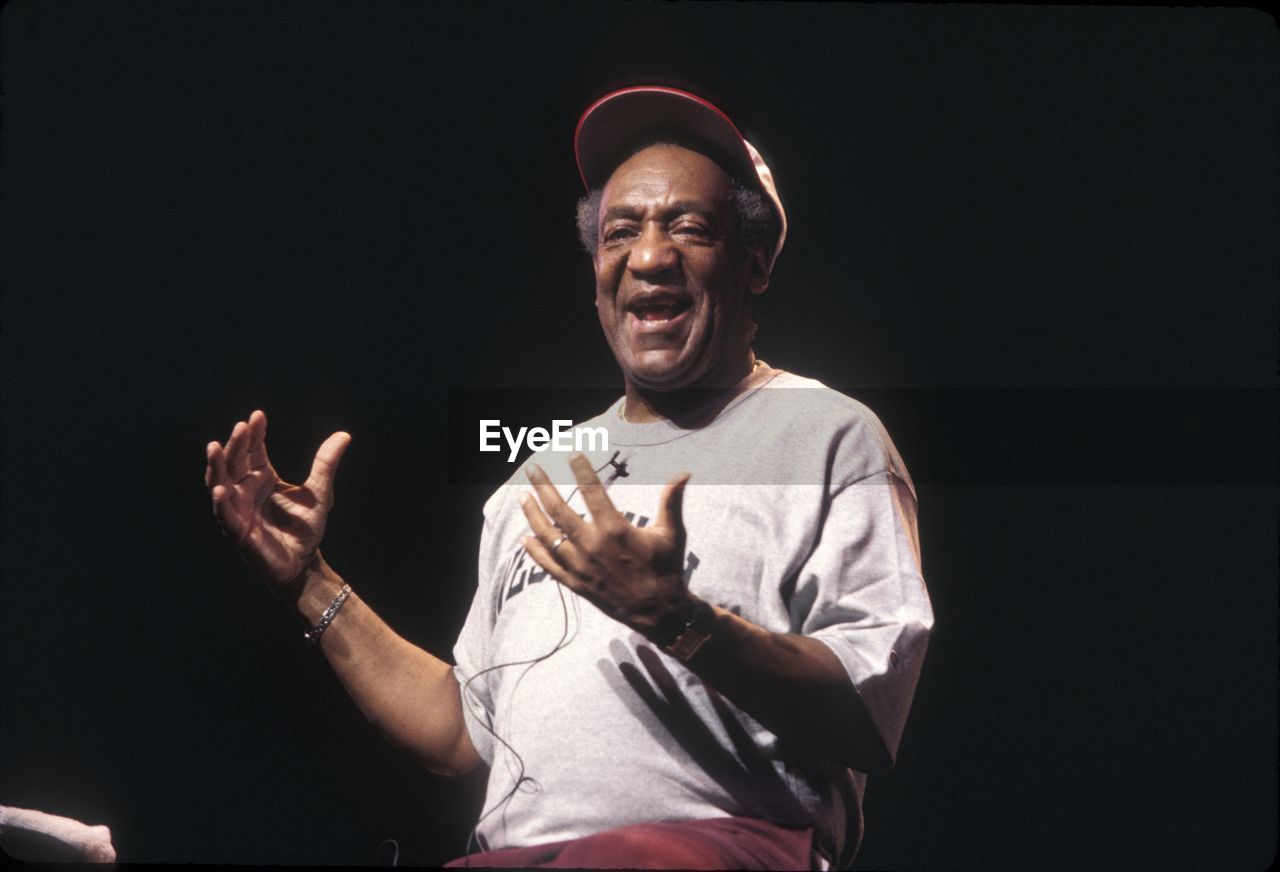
[480,419,609,463]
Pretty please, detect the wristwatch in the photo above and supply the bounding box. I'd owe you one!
[654,598,717,662]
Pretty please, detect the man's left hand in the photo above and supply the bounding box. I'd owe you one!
[520,454,694,637]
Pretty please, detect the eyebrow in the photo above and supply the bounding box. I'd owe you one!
[601,200,718,223]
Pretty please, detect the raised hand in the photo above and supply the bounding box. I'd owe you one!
[205,410,351,589]
[519,454,693,636]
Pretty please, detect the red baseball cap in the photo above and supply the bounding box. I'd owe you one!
[574,86,788,269]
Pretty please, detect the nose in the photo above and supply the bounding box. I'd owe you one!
[626,222,680,278]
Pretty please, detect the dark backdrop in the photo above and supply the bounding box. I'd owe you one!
[2,3,1275,868]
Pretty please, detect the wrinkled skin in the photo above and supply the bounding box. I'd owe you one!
[593,143,769,421]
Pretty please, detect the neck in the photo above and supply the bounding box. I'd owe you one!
[620,353,761,424]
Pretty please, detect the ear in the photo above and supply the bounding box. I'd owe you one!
[746,244,771,296]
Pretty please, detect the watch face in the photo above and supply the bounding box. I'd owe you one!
[654,598,702,647]
[665,602,716,661]
[656,599,716,655]
[653,615,686,648]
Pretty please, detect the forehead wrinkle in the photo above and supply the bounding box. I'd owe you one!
[603,144,731,198]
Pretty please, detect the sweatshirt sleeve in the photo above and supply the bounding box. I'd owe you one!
[797,422,933,766]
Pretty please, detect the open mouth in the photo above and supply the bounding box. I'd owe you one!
[631,301,691,322]
[626,294,693,327]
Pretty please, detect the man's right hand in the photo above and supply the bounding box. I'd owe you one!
[205,410,351,589]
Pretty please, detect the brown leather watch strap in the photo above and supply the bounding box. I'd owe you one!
[663,599,716,661]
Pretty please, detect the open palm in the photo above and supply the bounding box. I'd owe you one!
[205,410,351,588]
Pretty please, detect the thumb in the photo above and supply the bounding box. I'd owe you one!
[655,472,692,537]
[306,431,352,504]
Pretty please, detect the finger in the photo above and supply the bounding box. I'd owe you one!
[304,431,352,506]
[568,453,619,522]
[519,490,560,540]
[205,441,225,488]
[521,535,582,593]
[519,492,590,576]
[210,483,248,540]
[656,472,692,536]
[525,463,586,535]
[224,420,250,480]
[246,410,269,470]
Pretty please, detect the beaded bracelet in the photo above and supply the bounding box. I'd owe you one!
[303,584,351,645]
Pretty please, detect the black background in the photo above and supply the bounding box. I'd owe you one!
[2,2,1276,868]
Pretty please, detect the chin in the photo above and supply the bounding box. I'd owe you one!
[624,353,698,391]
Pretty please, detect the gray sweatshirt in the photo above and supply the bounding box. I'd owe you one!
[453,367,933,861]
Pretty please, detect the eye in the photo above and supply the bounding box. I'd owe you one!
[603,224,638,243]
[673,222,712,239]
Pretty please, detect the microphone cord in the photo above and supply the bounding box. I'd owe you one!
[460,450,628,865]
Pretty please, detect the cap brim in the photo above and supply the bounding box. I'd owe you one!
[574,87,758,191]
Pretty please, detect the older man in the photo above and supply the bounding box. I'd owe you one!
[205,86,931,869]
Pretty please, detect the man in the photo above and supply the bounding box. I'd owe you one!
[205,86,931,869]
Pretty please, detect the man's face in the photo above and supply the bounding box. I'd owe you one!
[593,143,764,393]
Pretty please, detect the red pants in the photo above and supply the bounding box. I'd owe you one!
[444,817,816,869]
